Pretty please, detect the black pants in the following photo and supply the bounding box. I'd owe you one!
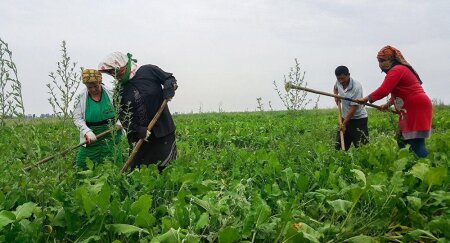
[130,132,177,171]
[335,117,369,151]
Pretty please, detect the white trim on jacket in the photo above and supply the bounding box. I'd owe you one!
[73,85,121,144]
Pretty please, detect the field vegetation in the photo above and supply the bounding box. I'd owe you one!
[0,38,448,242]
[0,107,449,242]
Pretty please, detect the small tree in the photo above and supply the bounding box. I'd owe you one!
[0,38,25,126]
[46,41,82,146]
[273,58,317,111]
[47,40,81,120]
[256,97,264,111]
[0,38,40,161]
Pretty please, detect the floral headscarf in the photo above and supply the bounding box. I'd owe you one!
[82,69,102,84]
[377,45,422,84]
[98,52,138,84]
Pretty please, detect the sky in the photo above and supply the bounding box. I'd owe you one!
[1,0,449,115]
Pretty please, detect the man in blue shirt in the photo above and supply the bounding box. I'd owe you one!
[333,66,369,150]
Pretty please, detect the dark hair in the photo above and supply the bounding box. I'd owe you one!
[335,66,349,76]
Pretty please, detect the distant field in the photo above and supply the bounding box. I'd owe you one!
[0,106,449,242]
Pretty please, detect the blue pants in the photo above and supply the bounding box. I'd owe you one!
[397,136,429,158]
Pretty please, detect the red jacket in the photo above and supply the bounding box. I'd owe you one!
[369,65,432,139]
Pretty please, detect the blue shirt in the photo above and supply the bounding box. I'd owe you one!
[335,77,368,119]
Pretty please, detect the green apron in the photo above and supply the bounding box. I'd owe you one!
[75,89,123,168]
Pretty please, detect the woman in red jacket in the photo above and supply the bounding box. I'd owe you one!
[357,46,432,157]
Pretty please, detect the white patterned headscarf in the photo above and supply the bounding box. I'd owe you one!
[98,52,138,80]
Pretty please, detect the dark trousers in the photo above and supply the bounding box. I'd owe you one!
[335,117,369,151]
[130,132,177,171]
[397,135,428,158]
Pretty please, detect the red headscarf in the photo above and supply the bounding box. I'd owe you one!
[377,45,422,84]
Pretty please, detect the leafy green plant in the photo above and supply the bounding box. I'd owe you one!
[0,105,449,242]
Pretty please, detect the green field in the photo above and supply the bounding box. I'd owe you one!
[0,107,449,242]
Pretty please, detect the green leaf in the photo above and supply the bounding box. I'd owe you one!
[349,187,364,203]
[404,229,438,241]
[195,212,209,231]
[410,163,429,181]
[429,191,450,206]
[219,226,240,243]
[327,199,352,214]
[0,210,15,229]
[18,219,32,233]
[109,224,149,236]
[406,196,422,210]
[424,167,447,188]
[160,216,178,233]
[174,204,190,228]
[254,198,271,227]
[86,159,94,171]
[370,185,384,192]
[351,169,366,188]
[111,199,126,222]
[392,157,408,171]
[51,207,66,227]
[305,192,326,202]
[96,184,111,211]
[270,182,282,197]
[189,195,219,216]
[283,227,305,243]
[296,173,309,193]
[135,210,155,228]
[390,171,405,193]
[14,202,37,220]
[77,187,95,217]
[0,191,5,205]
[428,217,450,238]
[79,235,101,243]
[242,195,271,237]
[88,182,104,194]
[131,194,152,216]
[282,167,294,183]
[150,228,184,243]
[344,234,378,243]
[77,170,93,177]
[64,207,82,233]
[284,222,321,243]
[298,223,321,242]
[398,148,410,158]
[179,173,198,184]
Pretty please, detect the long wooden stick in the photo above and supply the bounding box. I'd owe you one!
[337,102,345,150]
[120,99,168,174]
[285,82,397,113]
[24,127,117,171]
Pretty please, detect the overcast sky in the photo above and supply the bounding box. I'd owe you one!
[1,0,449,115]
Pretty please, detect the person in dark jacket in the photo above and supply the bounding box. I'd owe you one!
[98,52,177,170]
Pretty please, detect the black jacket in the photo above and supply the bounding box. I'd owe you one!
[118,64,177,143]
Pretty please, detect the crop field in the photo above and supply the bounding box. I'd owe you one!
[0,107,449,242]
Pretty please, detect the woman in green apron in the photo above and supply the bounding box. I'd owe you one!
[73,69,123,169]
